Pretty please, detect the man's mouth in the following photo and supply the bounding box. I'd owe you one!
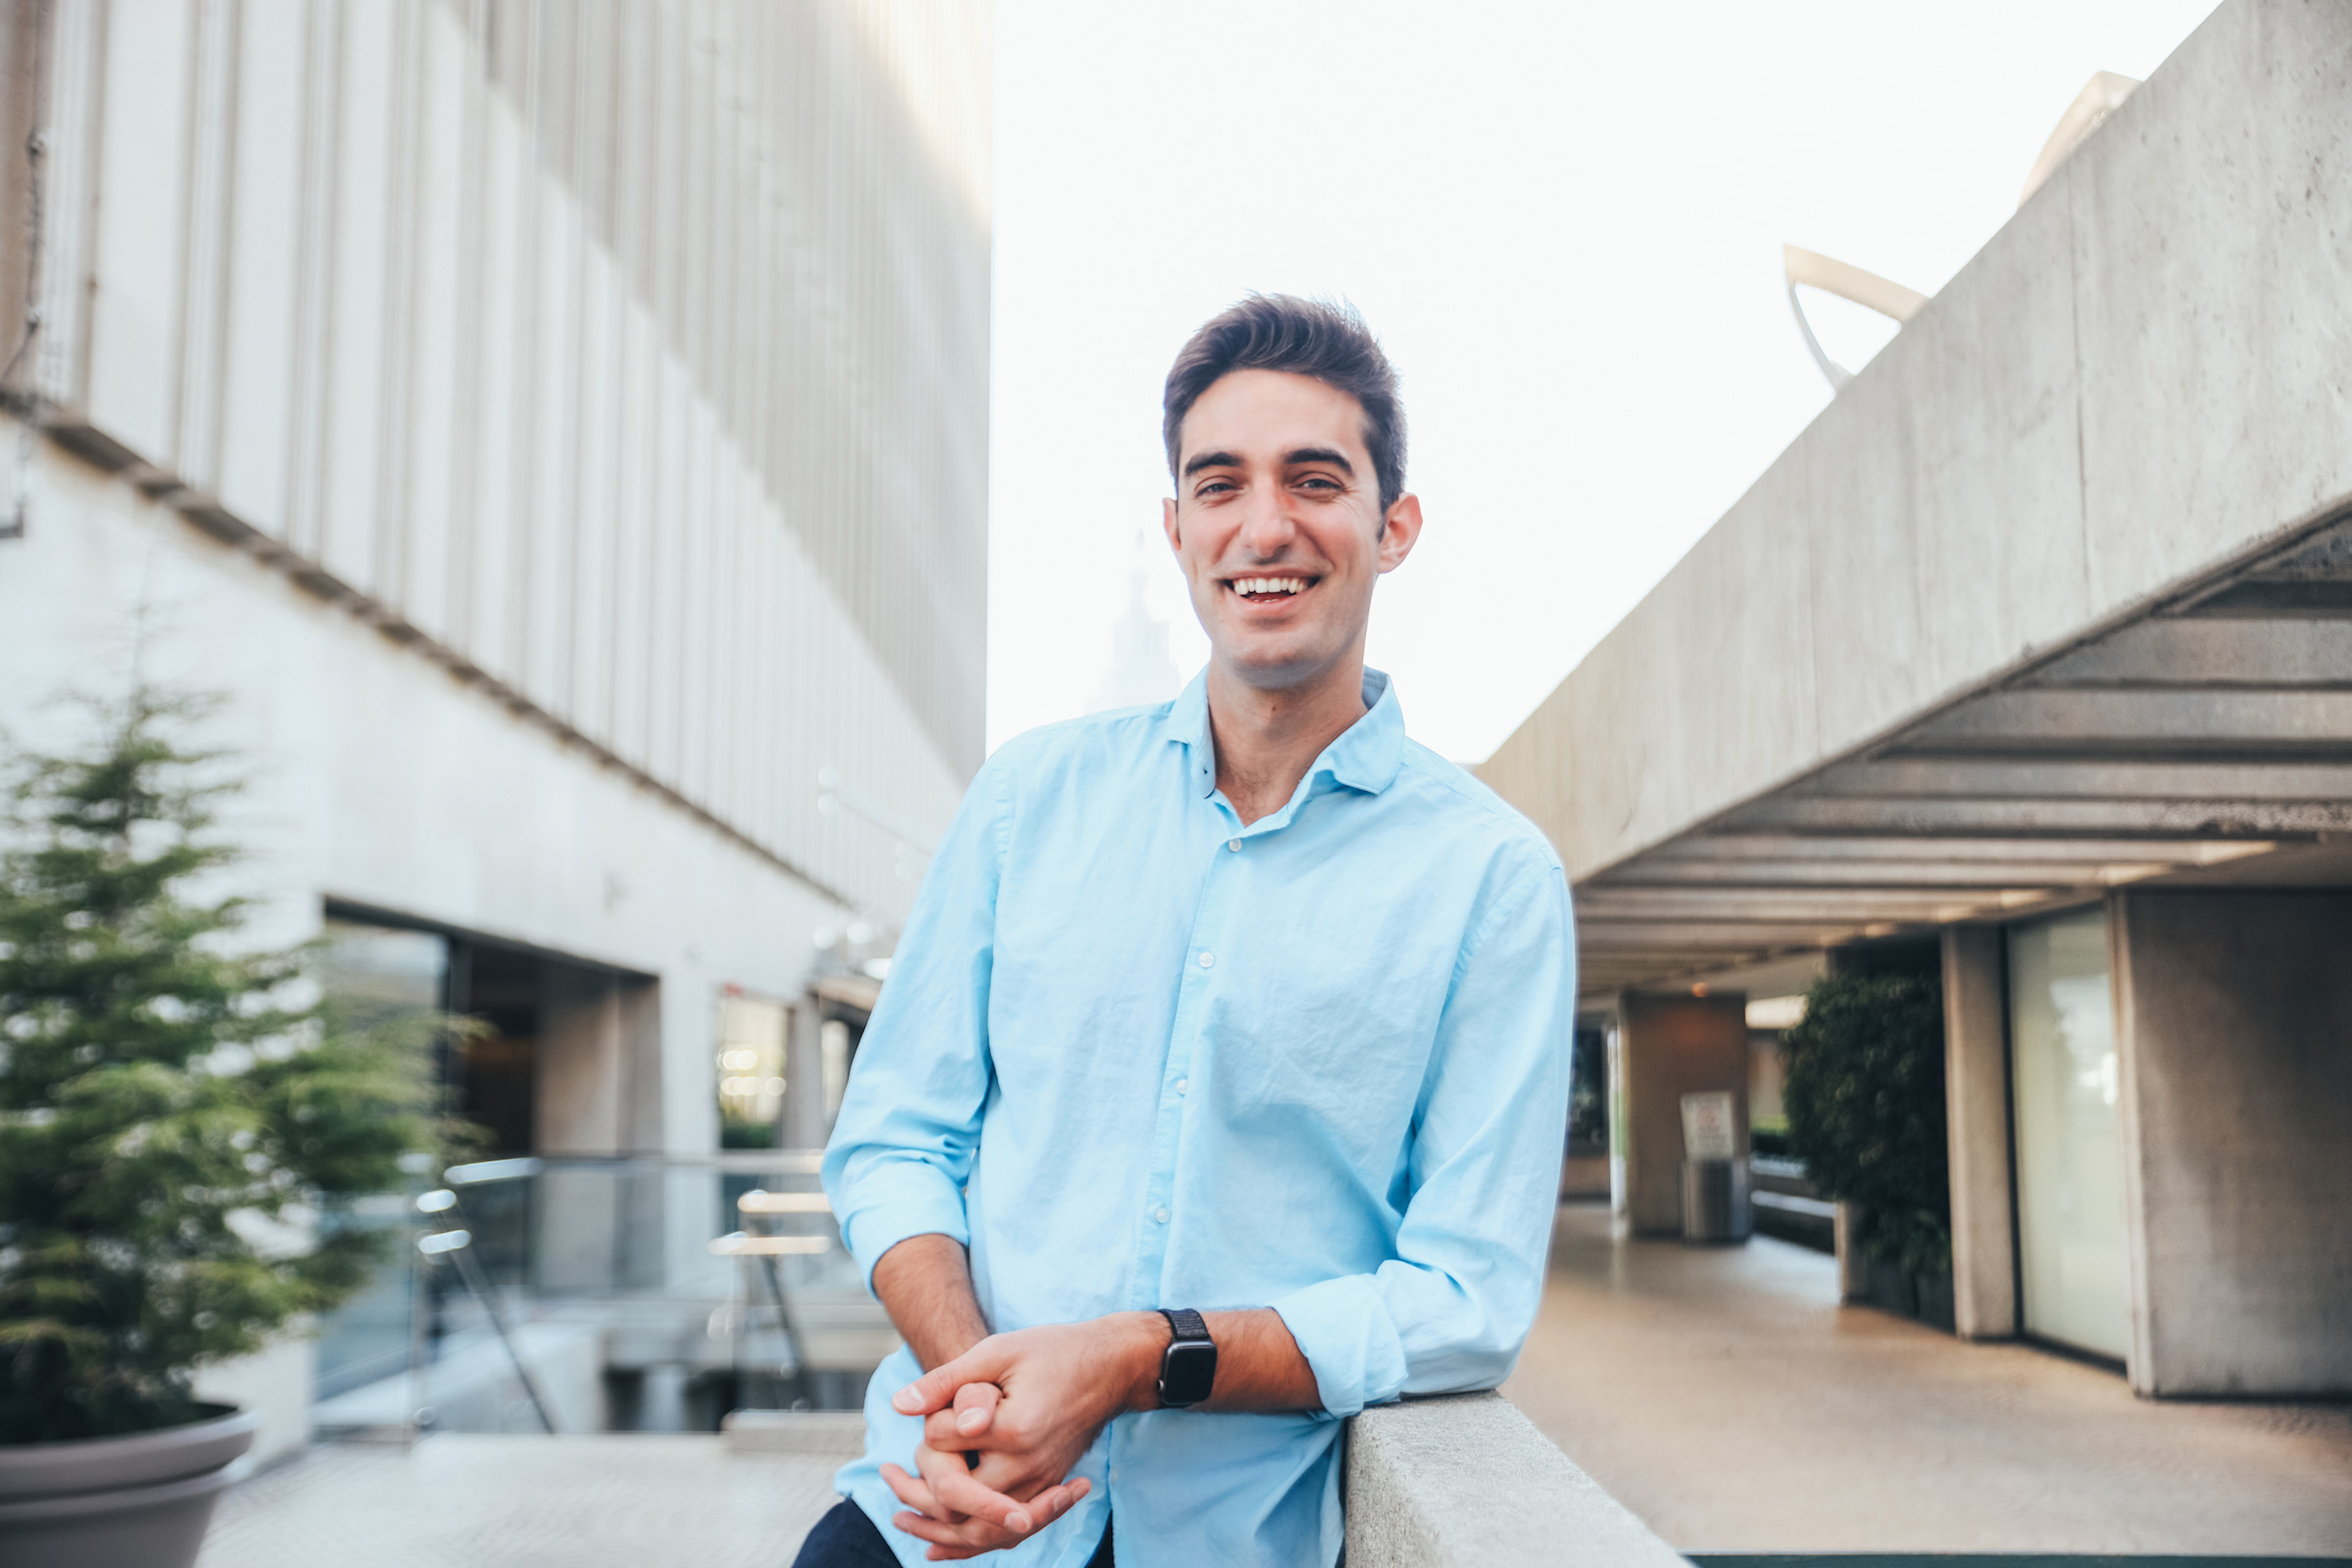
[1225,575,1314,604]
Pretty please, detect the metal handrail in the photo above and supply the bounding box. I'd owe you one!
[447,1150,826,1182]
[717,1184,838,1406]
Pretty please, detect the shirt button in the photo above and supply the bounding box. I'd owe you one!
[1174,1078,1189,1095]
[1227,838,1242,852]
[1198,951,1213,968]
[1152,1206,1170,1224]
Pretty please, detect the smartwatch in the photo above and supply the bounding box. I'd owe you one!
[1155,1308,1217,1408]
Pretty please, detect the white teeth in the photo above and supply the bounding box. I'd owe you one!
[1234,577,1304,596]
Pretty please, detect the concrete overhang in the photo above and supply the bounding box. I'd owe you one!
[1480,0,2352,997]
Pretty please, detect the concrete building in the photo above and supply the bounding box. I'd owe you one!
[0,0,991,1453]
[1483,0,2350,1398]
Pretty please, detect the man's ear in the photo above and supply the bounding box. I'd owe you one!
[1376,494,1423,573]
[1161,496,1182,552]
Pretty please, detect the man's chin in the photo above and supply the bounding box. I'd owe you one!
[1215,640,1346,695]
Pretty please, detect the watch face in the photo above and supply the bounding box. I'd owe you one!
[1160,1339,1218,1407]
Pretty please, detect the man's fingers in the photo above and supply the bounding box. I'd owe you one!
[922,1379,1005,1450]
[891,1511,971,1548]
[880,1462,956,1524]
[954,1379,1001,1437]
[935,1462,1034,1533]
[892,1478,1087,1556]
[893,1342,1008,1416]
[915,1443,1033,1535]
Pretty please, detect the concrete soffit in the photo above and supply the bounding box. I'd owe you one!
[1571,499,2352,994]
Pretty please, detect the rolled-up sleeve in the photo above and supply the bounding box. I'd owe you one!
[821,756,1011,1292]
[1271,848,1575,1417]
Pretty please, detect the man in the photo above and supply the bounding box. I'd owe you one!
[805,295,1574,1567]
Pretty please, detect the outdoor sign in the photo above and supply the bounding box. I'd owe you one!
[1681,1091,1738,1160]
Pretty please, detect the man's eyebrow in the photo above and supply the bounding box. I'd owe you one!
[1283,446,1354,473]
[1182,450,1242,478]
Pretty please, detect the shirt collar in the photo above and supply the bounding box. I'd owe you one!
[1162,666,1406,801]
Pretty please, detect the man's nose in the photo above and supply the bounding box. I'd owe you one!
[1235,492,1297,559]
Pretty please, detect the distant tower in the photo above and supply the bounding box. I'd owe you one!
[1088,534,1184,712]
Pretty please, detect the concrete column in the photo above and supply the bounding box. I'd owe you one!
[536,969,664,1294]
[539,968,624,1155]
[2111,890,2352,1397]
[1615,992,1748,1237]
[1942,925,2018,1340]
[785,1002,829,1151]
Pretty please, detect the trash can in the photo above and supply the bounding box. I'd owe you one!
[1680,1091,1751,1244]
[1682,1156,1752,1244]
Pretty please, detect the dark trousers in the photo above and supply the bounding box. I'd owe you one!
[793,1499,1113,1567]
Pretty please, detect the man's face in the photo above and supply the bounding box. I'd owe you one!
[1162,369,1421,693]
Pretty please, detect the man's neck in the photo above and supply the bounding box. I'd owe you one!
[1205,655,1370,827]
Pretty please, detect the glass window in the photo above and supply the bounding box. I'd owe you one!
[2008,906,2131,1362]
[314,919,448,1401]
[716,994,789,1149]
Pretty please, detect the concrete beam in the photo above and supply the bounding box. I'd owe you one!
[1807,757,2352,802]
[1942,926,2018,1341]
[1601,859,2109,889]
[1901,690,2352,753]
[1643,833,2272,863]
[1582,922,1881,952]
[1577,888,2031,922]
[1344,1393,1686,1568]
[2028,615,2352,687]
[1731,796,2338,836]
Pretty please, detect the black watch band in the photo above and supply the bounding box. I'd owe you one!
[1155,1307,1217,1408]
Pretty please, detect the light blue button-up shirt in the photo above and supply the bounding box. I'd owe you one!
[822,668,1574,1568]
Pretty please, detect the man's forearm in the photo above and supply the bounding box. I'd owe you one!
[1077,1306,1321,1414]
[872,1233,991,1371]
[1197,1307,1322,1411]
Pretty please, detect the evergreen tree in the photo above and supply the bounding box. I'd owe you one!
[0,682,438,1443]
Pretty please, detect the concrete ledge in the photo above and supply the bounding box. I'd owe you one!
[1345,1392,1687,1567]
[720,1409,868,1456]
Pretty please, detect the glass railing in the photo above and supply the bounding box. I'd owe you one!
[312,1152,888,1437]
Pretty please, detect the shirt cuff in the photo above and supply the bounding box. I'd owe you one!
[833,1161,971,1293]
[1270,1273,1409,1419]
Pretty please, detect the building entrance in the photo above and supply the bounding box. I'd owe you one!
[2006,907,2129,1363]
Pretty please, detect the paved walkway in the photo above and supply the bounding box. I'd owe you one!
[200,1436,845,1568]
[1503,1203,2352,1555]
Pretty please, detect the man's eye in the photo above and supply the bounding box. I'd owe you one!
[1297,476,1340,492]
[1196,479,1235,497]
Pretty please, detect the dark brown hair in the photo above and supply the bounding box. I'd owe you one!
[1162,295,1406,512]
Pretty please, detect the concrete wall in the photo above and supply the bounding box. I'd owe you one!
[2112,890,2352,1396]
[1615,994,1748,1236]
[1481,0,2352,879]
[1345,1393,1686,1568]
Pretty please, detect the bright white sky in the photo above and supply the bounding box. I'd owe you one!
[986,1,2220,762]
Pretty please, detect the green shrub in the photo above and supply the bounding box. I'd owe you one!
[1782,971,1950,1275]
[0,683,441,1443]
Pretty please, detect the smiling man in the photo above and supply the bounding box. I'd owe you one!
[807,295,1574,1567]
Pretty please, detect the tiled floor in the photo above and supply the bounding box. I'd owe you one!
[1504,1203,2352,1555]
[199,1436,848,1568]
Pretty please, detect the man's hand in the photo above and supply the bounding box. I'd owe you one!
[879,1456,1091,1562]
[884,1313,1166,1548]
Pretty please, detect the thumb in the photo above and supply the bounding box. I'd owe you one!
[892,1340,1006,1416]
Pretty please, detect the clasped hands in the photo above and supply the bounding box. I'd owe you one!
[878,1312,1165,1561]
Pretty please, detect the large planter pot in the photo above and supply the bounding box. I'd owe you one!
[0,1404,257,1568]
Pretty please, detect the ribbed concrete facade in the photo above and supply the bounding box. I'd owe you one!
[5,0,989,919]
